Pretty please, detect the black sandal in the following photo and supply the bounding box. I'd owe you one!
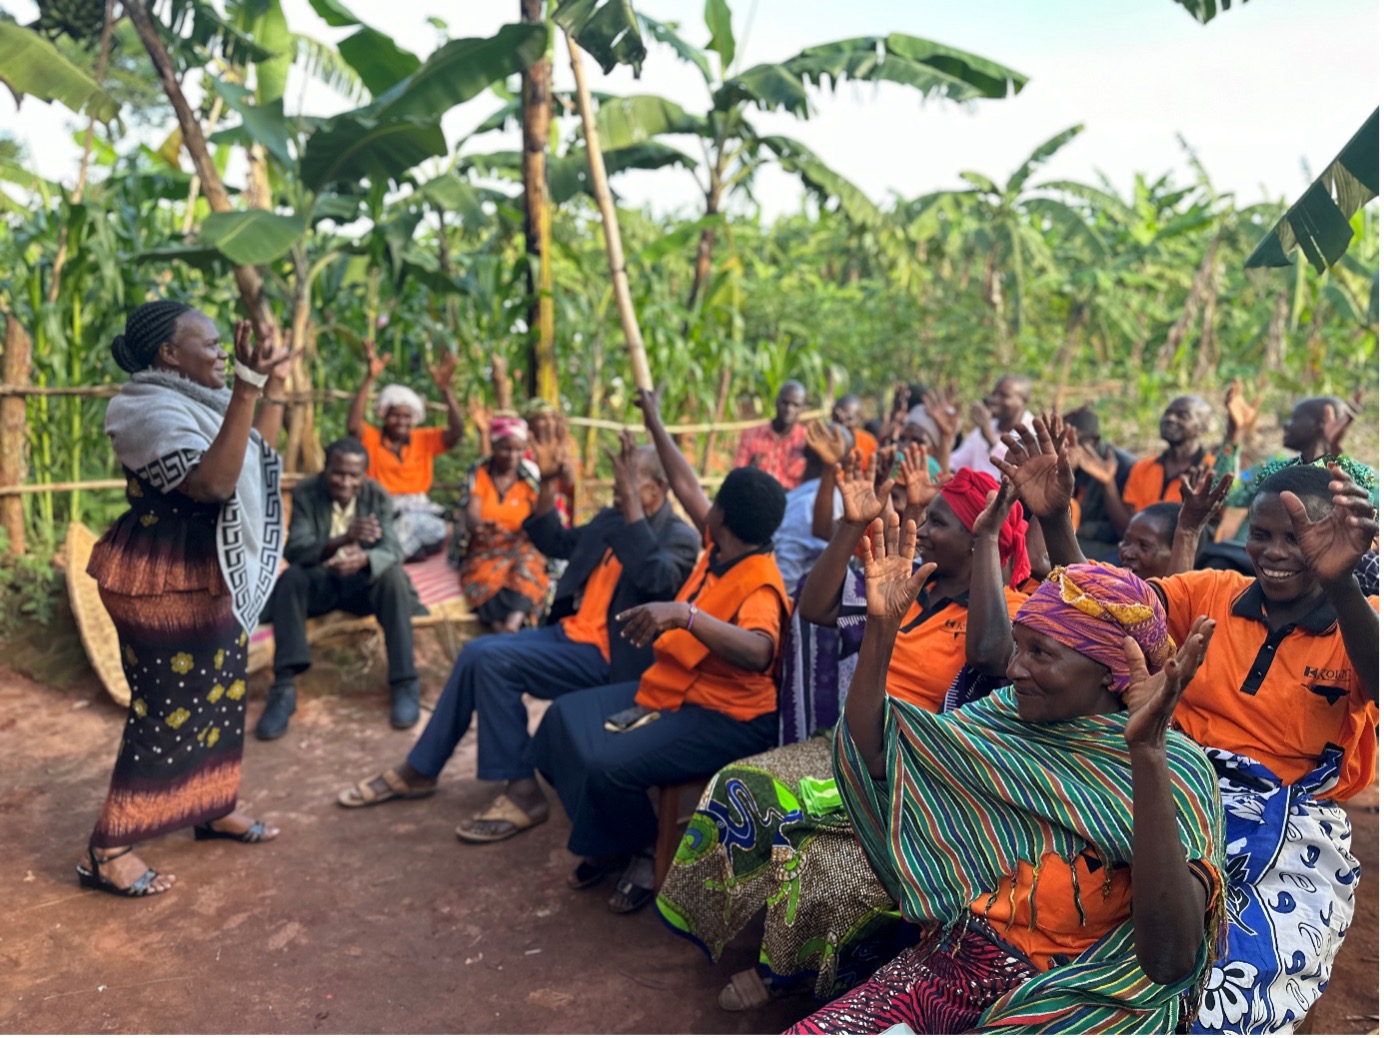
[76,845,166,898]
[194,819,272,843]
[568,854,628,890]
[608,877,656,914]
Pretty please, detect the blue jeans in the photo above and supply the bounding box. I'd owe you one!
[407,626,609,781]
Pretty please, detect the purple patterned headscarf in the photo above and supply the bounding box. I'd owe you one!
[1013,561,1175,693]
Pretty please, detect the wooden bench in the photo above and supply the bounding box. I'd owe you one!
[654,776,712,888]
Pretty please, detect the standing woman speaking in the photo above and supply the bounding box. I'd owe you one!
[80,300,294,897]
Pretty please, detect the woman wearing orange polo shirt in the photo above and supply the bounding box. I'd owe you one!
[1003,418,1379,1035]
[347,341,464,560]
[528,390,789,915]
[452,416,550,634]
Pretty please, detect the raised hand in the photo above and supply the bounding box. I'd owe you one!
[234,319,297,380]
[836,449,892,527]
[862,513,935,627]
[1073,443,1119,486]
[1323,389,1363,457]
[972,477,1020,541]
[633,385,665,430]
[1177,469,1233,533]
[805,419,851,467]
[466,395,491,434]
[1123,615,1215,749]
[364,337,391,381]
[968,400,992,436]
[1280,465,1378,584]
[921,387,960,447]
[604,428,639,503]
[997,413,1076,520]
[428,350,458,392]
[898,444,942,512]
[616,601,691,648]
[1224,377,1263,441]
[531,412,568,480]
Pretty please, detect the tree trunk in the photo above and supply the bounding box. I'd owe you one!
[246,143,272,210]
[521,0,556,404]
[49,0,117,302]
[1157,234,1219,371]
[125,0,277,346]
[0,317,32,556]
[566,33,652,391]
[281,256,322,473]
[686,185,722,311]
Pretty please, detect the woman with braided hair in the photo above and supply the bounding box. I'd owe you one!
[81,300,294,897]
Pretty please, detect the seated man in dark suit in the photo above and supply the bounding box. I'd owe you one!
[258,436,422,740]
[336,430,701,845]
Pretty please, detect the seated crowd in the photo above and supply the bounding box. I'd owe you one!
[88,313,1379,1036]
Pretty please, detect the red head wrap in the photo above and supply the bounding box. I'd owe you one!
[938,468,1031,589]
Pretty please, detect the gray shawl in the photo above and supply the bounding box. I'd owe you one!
[105,370,284,633]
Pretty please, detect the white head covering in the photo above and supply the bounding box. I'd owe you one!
[377,384,425,422]
[905,404,943,450]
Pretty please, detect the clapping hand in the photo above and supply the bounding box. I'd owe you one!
[1280,464,1378,584]
[997,413,1076,520]
[862,512,935,627]
[325,542,370,577]
[836,449,893,527]
[346,514,382,545]
[1123,616,1216,749]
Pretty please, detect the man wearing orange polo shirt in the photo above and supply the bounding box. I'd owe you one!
[336,435,700,840]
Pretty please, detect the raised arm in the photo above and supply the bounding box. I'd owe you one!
[250,326,294,448]
[182,321,288,503]
[797,450,891,625]
[997,413,1086,568]
[428,351,465,449]
[1284,466,1380,701]
[1123,618,1218,984]
[966,479,1020,674]
[843,514,935,779]
[347,338,390,440]
[1074,444,1135,536]
[634,387,711,531]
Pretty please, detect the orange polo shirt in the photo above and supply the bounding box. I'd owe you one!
[473,464,537,533]
[361,424,448,496]
[635,547,789,721]
[886,586,1030,713]
[1122,451,1214,512]
[853,428,879,470]
[1154,569,1379,799]
[560,549,623,662]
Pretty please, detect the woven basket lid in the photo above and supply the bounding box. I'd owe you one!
[65,522,131,707]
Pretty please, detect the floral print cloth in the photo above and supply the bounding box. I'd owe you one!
[1191,747,1360,1034]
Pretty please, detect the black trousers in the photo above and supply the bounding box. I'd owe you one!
[269,564,417,687]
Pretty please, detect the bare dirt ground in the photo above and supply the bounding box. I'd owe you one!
[0,632,1377,1035]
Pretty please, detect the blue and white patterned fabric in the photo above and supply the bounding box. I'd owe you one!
[1192,747,1360,1035]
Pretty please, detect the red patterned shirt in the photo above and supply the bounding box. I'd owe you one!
[733,421,808,489]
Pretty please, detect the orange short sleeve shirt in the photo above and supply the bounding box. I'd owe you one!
[1155,569,1379,799]
[360,424,448,496]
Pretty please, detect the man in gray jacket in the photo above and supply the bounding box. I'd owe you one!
[258,436,422,739]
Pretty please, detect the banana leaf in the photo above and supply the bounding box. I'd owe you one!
[300,115,447,192]
[198,210,306,265]
[0,19,119,123]
[554,0,646,76]
[1246,108,1378,272]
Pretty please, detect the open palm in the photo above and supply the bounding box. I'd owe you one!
[1281,466,1378,583]
[997,416,1075,520]
[1123,616,1215,748]
[863,514,935,627]
[837,450,891,525]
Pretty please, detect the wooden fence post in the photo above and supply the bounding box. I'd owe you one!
[1,317,32,556]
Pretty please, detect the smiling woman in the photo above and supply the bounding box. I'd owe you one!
[80,300,294,899]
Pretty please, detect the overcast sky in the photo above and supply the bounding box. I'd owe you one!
[2,0,1378,220]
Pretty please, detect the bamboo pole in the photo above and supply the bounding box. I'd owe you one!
[564,33,652,392]
[1,317,32,555]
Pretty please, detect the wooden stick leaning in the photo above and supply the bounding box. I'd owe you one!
[565,32,653,393]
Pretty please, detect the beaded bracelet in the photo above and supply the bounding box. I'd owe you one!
[686,604,698,631]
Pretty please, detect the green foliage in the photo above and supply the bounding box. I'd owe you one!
[554,0,647,76]
[0,529,60,639]
[0,17,120,122]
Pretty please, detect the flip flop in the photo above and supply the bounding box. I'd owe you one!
[608,875,656,914]
[337,768,436,808]
[718,968,772,1012]
[568,855,629,890]
[454,794,549,844]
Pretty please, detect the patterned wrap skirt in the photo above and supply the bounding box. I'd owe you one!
[656,737,917,999]
[88,473,249,847]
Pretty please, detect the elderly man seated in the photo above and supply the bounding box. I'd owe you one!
[347,338,464,561]
[258,436,423,740]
